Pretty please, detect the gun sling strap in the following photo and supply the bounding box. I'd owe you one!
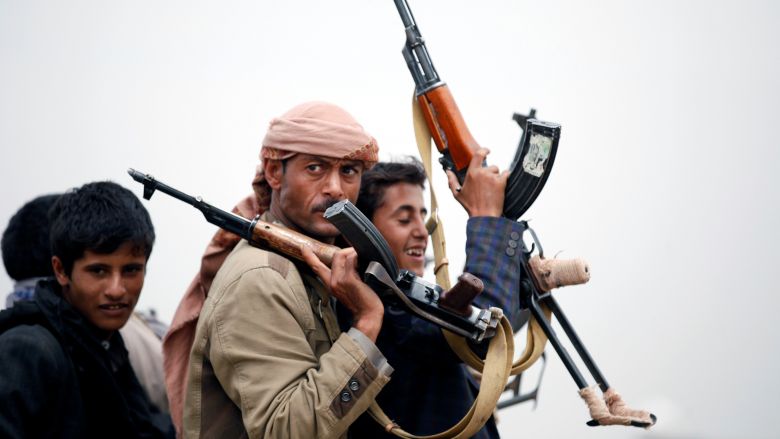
[367,97,652,437]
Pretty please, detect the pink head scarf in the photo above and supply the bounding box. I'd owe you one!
[162,101,378,435]
[253,100,378,207]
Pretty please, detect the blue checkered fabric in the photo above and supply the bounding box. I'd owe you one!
[466,216,525,330]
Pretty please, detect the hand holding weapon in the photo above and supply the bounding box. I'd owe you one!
[392,0,656,429]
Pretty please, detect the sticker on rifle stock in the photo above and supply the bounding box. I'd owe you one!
[522,133,552,177]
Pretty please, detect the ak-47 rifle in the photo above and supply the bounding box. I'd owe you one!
[393,0,656,428]
[127,169,500,342]
[394,0,558,221]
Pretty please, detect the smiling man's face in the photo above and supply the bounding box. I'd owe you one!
[53,241,146,335]
[371,182,428,276]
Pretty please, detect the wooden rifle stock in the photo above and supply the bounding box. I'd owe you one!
[417,85,480,172]
[248,218,338,267]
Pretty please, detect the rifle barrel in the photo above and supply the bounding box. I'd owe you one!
[127,168,198,207]
[394,0,443,94]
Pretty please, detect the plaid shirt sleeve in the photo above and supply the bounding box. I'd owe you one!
[465,216,523,328]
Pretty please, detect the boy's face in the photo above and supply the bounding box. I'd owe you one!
[52,241,147,335]
[371,182,428,276]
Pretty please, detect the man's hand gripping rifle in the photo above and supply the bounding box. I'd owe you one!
[127,169,500,342]
[394,0,558,221]
[393,0,656,428]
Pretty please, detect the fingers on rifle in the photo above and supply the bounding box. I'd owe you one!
[300,245,317,267]
[330,248,359,289]
[328,250,346,290]
[331,248,348,272]
[338,248,358,274]
[344,248,358,270]
[301,245,331,282]
[471,148,490,169]
[446,170,461,196]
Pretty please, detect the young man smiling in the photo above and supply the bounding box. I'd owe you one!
[347,151,524,438]
[0,182,172,439]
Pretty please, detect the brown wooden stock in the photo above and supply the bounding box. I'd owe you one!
[249,219,338,266]
[418,85,481,171]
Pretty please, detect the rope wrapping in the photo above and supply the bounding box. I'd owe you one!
[528,255,590,291]
[580,386,655,428]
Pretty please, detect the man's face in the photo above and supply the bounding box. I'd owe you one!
[53,241,146,335]
[270,154,364,241]
[371,182,428,276]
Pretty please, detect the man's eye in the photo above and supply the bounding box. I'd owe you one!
[306,164,323,172]
[341,166,359,176]
[88,267,107,275]
[124,265,144,275]
[398,218,411,225]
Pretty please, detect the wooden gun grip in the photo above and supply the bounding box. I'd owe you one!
[418,85,481,171]
[439,272,484,316]
[249,219,338,266]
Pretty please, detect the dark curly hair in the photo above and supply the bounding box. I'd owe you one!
[356,157,427,221]
[2,194,62,281]
[49,181,155,276]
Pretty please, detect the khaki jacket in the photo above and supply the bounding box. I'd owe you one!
[183,226,392,439]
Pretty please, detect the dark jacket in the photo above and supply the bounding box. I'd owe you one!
[0,280,173,439]
[344,217,525,438]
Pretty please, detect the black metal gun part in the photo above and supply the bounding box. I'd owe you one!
[324,200,498,342]
[514,222,654,427]
[323,200,399,279]
[127,168,255,241]
[504,117,561,221]
[363,263,498,342]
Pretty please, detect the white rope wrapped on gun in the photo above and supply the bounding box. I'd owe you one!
[526,253,655,427]
[528,255,590,291]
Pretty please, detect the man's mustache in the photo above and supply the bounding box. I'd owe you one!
[311,198,341,214]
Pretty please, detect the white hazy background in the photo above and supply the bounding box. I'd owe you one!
[1,1,778,438]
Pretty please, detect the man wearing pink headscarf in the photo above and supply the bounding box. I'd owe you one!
[176,102,392,439]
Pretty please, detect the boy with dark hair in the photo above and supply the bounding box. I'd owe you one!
[2,191,171,415]
[355,159,427,220]
[349,152,523,438]
[0,181,172,439]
